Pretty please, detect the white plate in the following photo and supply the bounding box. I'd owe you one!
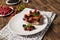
[6,0,21,5]
[9,8,48,35]
[0,7,13,16]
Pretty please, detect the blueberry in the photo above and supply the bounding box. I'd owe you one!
[23,24,26,27]
[37,11,40,14]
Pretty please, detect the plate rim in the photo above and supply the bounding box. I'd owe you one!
[6,0,21,5]
[8,8,48,35]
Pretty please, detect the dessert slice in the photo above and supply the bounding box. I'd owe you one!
[23,9,43,25]
[23,24,35,31]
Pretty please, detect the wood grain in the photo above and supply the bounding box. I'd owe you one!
[0,0,60,40]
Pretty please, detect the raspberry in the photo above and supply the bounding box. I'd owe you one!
[30,10,32,14]
[39,15,42,18]
[24,14,28,18]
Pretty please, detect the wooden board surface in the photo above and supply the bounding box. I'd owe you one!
[0,0,60,40]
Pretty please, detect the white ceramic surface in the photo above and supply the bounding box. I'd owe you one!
[9,8,48,35]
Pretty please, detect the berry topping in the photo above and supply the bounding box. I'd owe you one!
[24,14,28,18]
[30,10,32,14]
[39,15,42,18]
[23,24,35,31]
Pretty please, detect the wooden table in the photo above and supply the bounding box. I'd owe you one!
[0,0,60,40]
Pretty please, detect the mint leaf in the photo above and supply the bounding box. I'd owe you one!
[33,13,39,17]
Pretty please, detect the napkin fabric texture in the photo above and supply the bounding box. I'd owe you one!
[0,8,56,40]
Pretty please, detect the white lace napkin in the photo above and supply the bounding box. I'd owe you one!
[0,8,56,40]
